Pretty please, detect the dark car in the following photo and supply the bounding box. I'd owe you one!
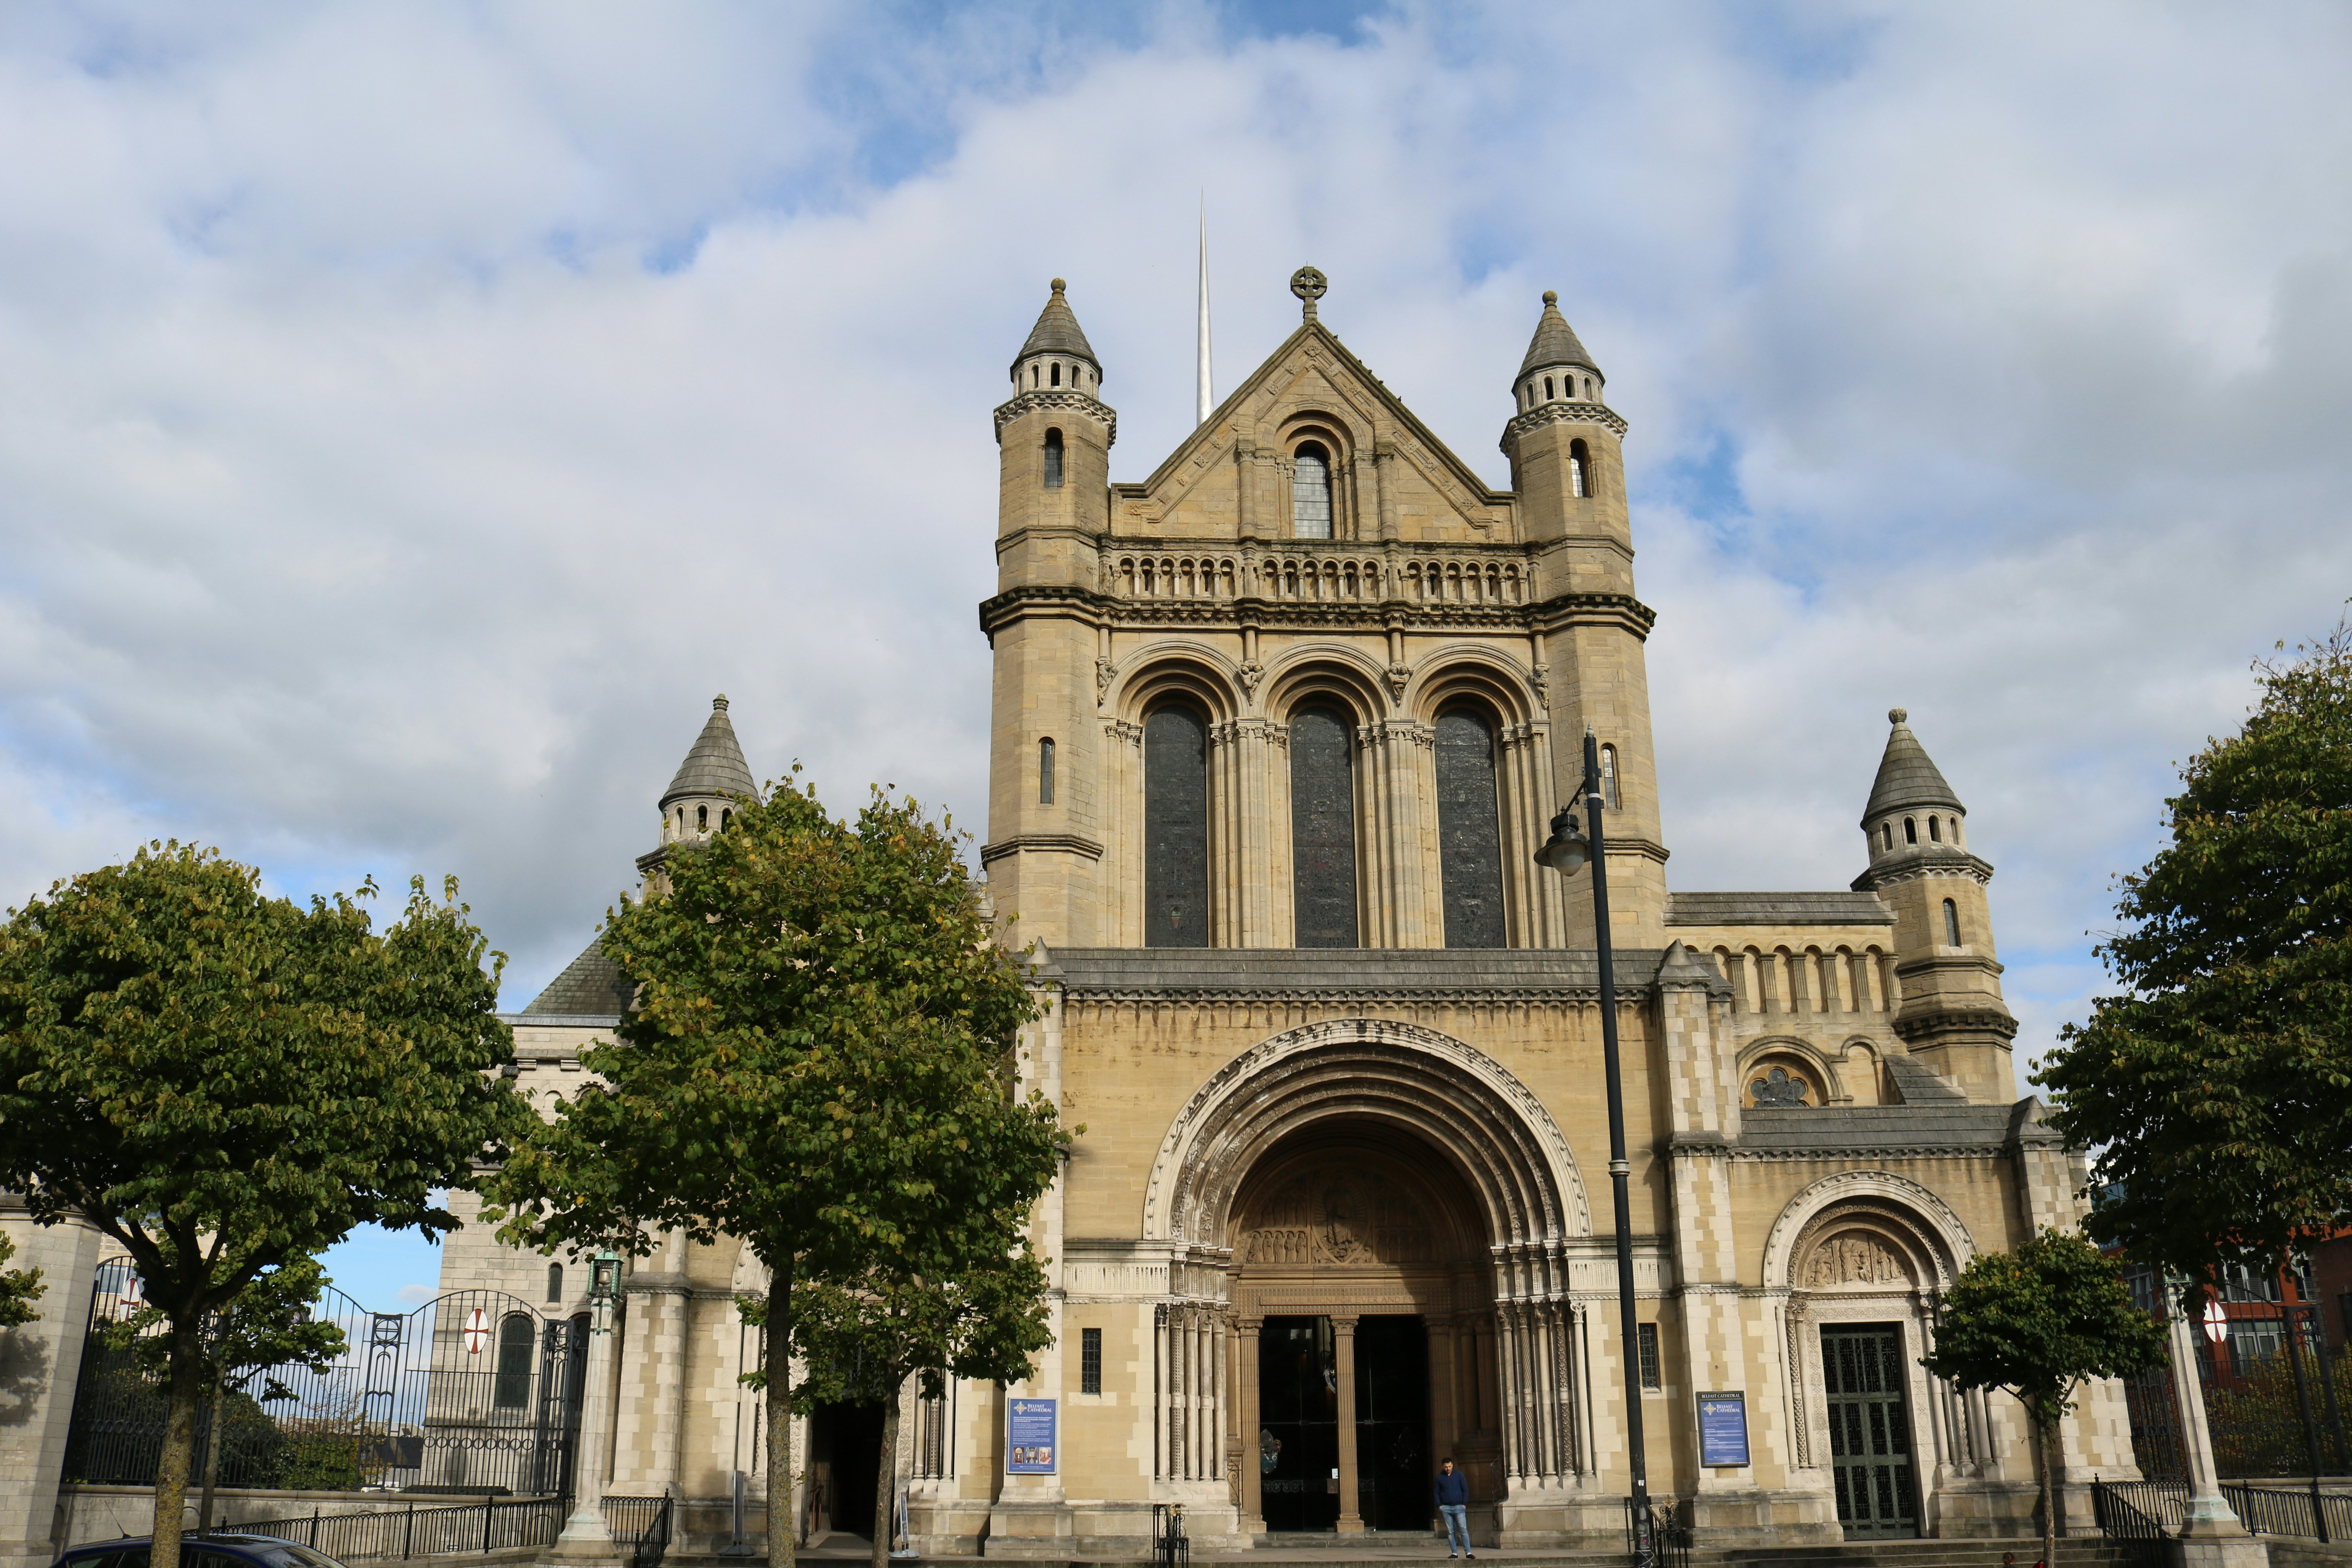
[54,1536,349,1568]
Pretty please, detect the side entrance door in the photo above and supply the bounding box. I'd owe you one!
[1820,1323,1920,1539]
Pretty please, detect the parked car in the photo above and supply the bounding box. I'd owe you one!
[53,1535,349,1568]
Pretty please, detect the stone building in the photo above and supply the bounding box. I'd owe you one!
[22,269,2134,1563]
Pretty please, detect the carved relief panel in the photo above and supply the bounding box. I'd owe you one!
[1238,1168,1440,1270]
[1798,1228,1915,1290]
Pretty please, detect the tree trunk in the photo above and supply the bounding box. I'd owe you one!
[873,1385,902,1568]
[198,1385,226,1534]
[767,1261,796,1568]
[2039,1408,2058,1568]
[152,1320,206,1568]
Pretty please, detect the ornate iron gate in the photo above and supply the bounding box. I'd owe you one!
[63,1256,580,1496]
[1821,1323,1920,1539]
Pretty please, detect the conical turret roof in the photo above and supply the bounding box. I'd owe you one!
[661,695,756,809]
[1518,290,1599,379]
[1862,708,1965,826]
[1013,278,1099,372]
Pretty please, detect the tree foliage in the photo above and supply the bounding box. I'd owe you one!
[2039,622,2352,1285]
[484,778,1057,1568]
[0,844,524,1568]
[0,1233,44,1328]
[1922,1229,2166,1568]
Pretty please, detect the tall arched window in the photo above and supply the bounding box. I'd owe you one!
[1600,744,1620,809]
[696,805,708,831]
[1904,817,1918,844]
[1569,439,1591,499]
[1928,815,1942,842]
[1050,362,1062,387]
[545,1263,563,1303]
[720,809,731,832]
[1043,428,1064,489]
[1039,737,1056,805]
[1292,443,1333,539]
[1944,899,1962,946]
[1435,708,1506,948]
[1144,705,1210,947]
[493,1314,535,1410]
[1881,824,1893,851]
[1543,376,1555,401]
[1289,704,1359,947]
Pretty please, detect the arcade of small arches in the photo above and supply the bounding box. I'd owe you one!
[1704,944,1899,1021]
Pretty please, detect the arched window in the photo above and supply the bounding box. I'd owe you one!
[493,1314,535,1410]
[1043,428,1064,489]
[1543,376,1555,401]
[1435,708,1506,948]
[1600,744,1620,810]
[1881,823,1893,851]
[1143,705,1210,947]
[1289,704,1359,947]
[1584,376,1595,399]
[1050,362,1061,387]
[1569,439,1590,499]
[1292,443,1333,539]
[1944,899,1962,946]
[1039,737,1056,805]
[1904,817,1918,844]
[1030,365,1039,388]
[546,1263,563,1303]
[696,805,708,831]
[1928,815,1942,843]
[720,809,731,832]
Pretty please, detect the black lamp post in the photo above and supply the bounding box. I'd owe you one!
[1534,728,1653,1568]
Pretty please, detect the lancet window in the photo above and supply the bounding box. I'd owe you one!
[1143,704,1211,947]
[1288,703,1359,947]
[1292,442,1334,539]
[1434,707,1506,948]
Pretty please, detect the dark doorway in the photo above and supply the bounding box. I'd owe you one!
[1259,1316,1339,1531]
[810,1401,887,1541]
[1355,1316,1431,1530]
[1821,1324,1920,1539]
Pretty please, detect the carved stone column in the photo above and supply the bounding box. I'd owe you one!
[1333,1315,1363,1533]
[1238,1318,1265,1532]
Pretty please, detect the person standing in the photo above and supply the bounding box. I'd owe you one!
[1434,1457,1473,1559]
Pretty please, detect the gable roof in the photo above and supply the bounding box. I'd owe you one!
[522,936,633,1018]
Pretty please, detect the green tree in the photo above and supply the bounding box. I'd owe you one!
[107,1255,348,1533]
[1922,1229,2167,1568]
[2039,622,2352,1285]
[0,844,525,1568]
[0,1233,44,1328]
[483,779,1055,1568]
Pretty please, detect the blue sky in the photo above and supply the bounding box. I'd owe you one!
[4,0,2350,1305]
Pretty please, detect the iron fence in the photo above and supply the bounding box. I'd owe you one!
[2091,1480,2171,1568]
[2118,1272,2352,1486]
[1622,1497,1690,1568]
[2090,1479,2352,1544]
[230,1497,563,1559]
[64,1257,581,1498]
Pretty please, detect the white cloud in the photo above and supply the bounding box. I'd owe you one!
[1,0,2346,1074]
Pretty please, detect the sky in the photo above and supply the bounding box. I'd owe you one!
[7,0,2351,1307]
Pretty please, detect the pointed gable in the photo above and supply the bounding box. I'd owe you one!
[1111,319,1514,543]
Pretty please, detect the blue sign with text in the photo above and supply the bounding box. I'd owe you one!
[1697,1392,1749,1467]
[1008,1398,1057,1473]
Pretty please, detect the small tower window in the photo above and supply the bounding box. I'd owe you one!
[1544,375,1555,400]
[1944,898,1962,946]
[1050,361,1061,387]
[1882,823,1894,851]
[1039,737,1056,805]
[720,809,731,832]
[546,1263,563,1303]
[1043,428,1064,489]
[697,805,708,831]
[1292,442,1334,539]
[1929,815,1942,842]
[1904,817,1918,844]
[1569,439,1590,499]
[1584,376,1595,399]
[1600,744,1620,809]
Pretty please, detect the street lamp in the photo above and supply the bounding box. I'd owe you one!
[1533,728,1654,1568]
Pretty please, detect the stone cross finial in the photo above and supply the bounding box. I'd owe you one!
[1290,265,1327,321]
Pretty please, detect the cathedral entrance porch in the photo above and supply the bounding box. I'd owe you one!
[1256,1315,1434,1535]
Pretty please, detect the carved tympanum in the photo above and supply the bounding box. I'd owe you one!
[1240,1170,1434,1268]
[1800,1230,1913,1289]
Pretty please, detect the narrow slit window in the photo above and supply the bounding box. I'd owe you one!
[546,1263,563,1303]
[1050,362,1061,387]
[1039,737,1056,805]
[1944,898,1962,946]
[1600,744,1620,810]
[1636,1323,1662,1390]
[1584,377,1595,399]
[1081,1327,1102,1395]
[1569,439,1590,499]
[1904,817,1918,844]
[696,805,708,831]
[1929,815,1942,842]
[1043,428,1064,489]
[1544,375,1555,400]
[1881,823,1894,851]
[720,809,731,831]
[493,1314,535,1409]
[1292,442,1334,539]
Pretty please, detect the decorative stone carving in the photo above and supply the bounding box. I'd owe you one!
[1096,657,1116,704]
[1239,1169,1436,1268]
[1800,1230,1913,1289]
[1750,1065,1812,1107]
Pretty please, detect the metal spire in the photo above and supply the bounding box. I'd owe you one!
[1196,192,1214,426]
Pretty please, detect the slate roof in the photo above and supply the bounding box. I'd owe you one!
[1883,1054,1970,1104]
[1862,707,1965,825]
[1740,1101,2047,1156]
[1666,891,1894,927]
[521,937,633,1018]
[1034,946,1677,998]
[1517,291,1600,379]
[661,696,756,809]
[1014,279,1100,372]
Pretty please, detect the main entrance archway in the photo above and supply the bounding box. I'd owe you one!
[1143,1020,1593,1535]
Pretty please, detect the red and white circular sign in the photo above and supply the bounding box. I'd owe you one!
[463,1306,489,1356]
[2201,1299,2228,1345]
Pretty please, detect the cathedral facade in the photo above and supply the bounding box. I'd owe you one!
[447,270,2142,1555]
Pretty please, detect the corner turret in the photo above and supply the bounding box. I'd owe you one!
[1501,290,1629,548]
[1851,708,2017,1101]
[637,695,756,896]
[995,278,1115,587]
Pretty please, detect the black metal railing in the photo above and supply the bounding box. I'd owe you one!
[2220,1484,2351,1543]
[231,1497,564,1560]
[1621,1497,1689,1568]
[604,1496,675,1568]
[2092,1480,2172,1568]
[1151,1502,1189,1568]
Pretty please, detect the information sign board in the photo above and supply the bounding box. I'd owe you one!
[1697,1390,1749,1467]
[1007,1398,1057,1473]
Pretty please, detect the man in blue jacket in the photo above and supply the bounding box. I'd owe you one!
[1434,1457,1473,1558]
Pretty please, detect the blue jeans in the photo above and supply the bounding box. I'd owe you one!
[1440,1504,1471,1554]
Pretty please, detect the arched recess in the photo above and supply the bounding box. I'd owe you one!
[1261,648,1388,948]
[1407,653,1559,949]
[1735,1037,1846,1108]
[1760,1172,1987,1516]
[1141,1018,1597,1502]
[1100,649,1247,946]
[1273,411,1362,540]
